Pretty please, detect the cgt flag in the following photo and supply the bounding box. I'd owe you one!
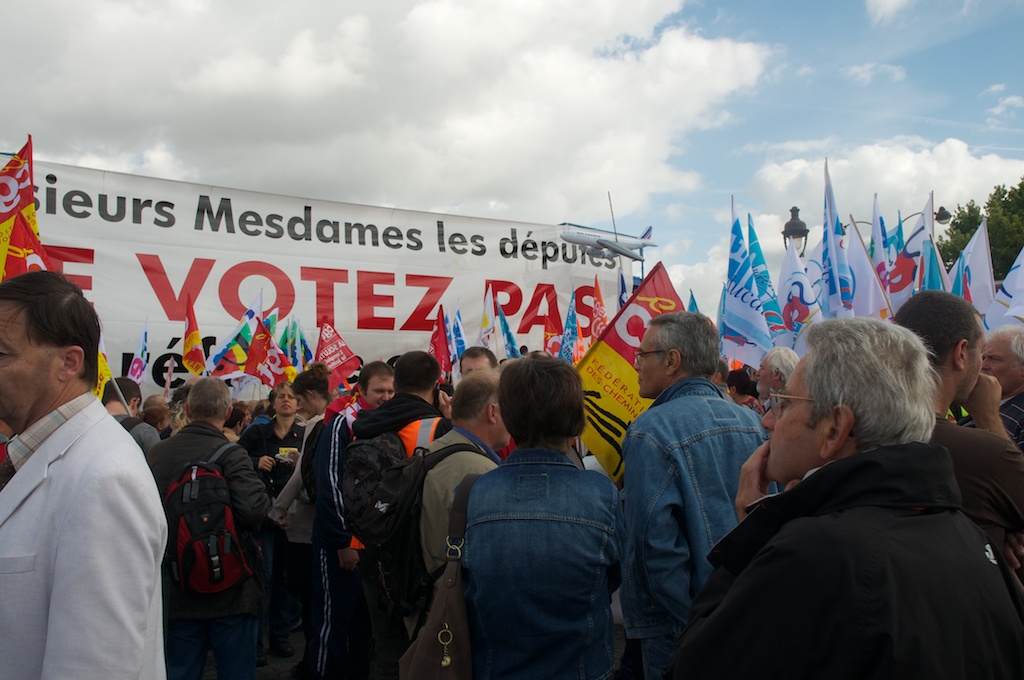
[0,136,37,236]
[0,211,52,281]
[245,318,297,388]
[182,295,207,376]
[427,305,453,374]
[577,262,683,482]
[315,317,361,391]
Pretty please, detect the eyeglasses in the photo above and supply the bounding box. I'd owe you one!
[633,349,666,366]
[767,392,814,416]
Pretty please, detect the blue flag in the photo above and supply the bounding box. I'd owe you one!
[722,207,772,367]
[687,289,700,313]
[498,307,521,359]
[747,215,786,341]
[820,161,854,318]
[559,289,579,364]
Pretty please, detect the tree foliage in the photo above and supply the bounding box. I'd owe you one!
[937,176,1024,281]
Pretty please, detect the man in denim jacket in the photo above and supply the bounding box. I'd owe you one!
[620,312,766,679]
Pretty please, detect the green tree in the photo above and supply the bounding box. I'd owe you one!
[937,176,1024,281]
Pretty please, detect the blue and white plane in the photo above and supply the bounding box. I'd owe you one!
[558,224,656,261]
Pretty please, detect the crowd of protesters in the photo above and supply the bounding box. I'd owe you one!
[1,271,1023,680]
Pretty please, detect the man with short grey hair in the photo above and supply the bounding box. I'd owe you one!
[620,312,766,679]
[668,318,1024,679]
[758,346,799,395]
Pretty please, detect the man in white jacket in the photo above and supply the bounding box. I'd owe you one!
[0,271,167,680]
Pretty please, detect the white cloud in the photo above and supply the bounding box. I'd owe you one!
[988,95,1024,117]
[9,0,771,226]
[981,83,1007,96]
[866,0,915,25]
[842,62,907,85]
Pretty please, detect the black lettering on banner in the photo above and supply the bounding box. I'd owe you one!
[265,214,284,239]
[500,228,519,258]
[99,195,126,222]
[132,198,153,224]
[238,211,263,236]
[437,220,446,252]
[406,228,423,251]
[63,190,92,218]
[195,196,235,232]
[317,219,340,243]
[154,201,175,227]
[288,207,312,241]
[470,234,486,256]
[521,231,538,260]
[345,222,379,247]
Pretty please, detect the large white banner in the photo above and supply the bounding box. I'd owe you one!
[34,162,624,392]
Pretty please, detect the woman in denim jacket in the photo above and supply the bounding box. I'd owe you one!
[462,356,624,680]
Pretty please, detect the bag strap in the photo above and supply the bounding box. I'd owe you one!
[447,473,480,543]
[206,441,239,467]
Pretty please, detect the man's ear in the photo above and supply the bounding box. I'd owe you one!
[665,348,682,374]
[58,345,86,384]
[816,404,857,463]
[951,338,970,371]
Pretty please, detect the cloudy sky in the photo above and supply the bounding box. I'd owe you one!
[8,0,1024,312]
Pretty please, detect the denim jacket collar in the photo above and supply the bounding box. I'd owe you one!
[652,377,724,408]
[501,447,578,467]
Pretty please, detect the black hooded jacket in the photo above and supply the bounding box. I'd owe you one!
[350,393,452,441]
[668,442,1024,680]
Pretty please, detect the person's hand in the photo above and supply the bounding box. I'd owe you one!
[963,374,1012,441]
[1004,532,1024,570]
[338,547,360,572]
[736,442,772,521]
[257,455,276,472]
[437,389,453,419]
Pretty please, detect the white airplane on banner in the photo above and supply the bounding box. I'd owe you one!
[558,224,656,261]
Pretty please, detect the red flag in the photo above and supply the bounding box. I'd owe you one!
[591,275,610,338]
[182,295,207,376]
[0,211,52,281]
[315,318,360,391]
[543,313,563,356]
[245,318,297,387]
[0,136,36,233]
[427,305,452,375]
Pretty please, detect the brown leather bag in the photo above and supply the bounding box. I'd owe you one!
[399,473,480,680]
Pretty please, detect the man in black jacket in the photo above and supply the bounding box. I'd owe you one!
[667,318,1024,680]
[147,377,271,680]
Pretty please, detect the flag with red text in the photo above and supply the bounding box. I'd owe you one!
[246,318,297,387]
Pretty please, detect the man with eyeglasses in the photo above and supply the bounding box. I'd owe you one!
[666,317,1024,680]
[620,312,766,680]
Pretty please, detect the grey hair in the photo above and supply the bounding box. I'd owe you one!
[648,312,719,378]
[187,377,233,422]
[988,325,1024,366]
[803,318,937,450]
[762,347,799,384]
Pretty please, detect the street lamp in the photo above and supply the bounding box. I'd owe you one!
[782,206,809,256]
[902,206,952,225]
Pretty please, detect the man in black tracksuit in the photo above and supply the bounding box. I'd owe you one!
[349,351,452,680]
[667,319,1024,680]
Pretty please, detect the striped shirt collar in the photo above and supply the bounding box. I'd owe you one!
[7,392,96,472]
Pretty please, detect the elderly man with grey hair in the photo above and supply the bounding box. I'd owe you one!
[621,312,767,679]
[666,318,1024,680]
[757,346,799,395]
[961,325,1024,451]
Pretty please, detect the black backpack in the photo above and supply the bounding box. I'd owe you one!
[163,442,254,594]
[360,443,481,620]
[341,431,408,538]
[299,418,325,504]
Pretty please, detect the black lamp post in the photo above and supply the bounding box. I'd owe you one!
[782,206,809,256]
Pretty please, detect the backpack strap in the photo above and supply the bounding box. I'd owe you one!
[448,473,480,544]
[206,441,240,467]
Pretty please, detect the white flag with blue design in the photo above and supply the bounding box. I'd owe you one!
[722,205,772,366]
[820,161,853,318]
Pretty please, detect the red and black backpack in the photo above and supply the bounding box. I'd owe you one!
[163,442,253,594]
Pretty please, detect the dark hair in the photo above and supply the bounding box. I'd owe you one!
[451,370,500,421]
[894,290,983,367]
[142,402,169,429]
[358,360,394,391]
[224,405,247,429]
[102,376,141,406]
[727,369,756,397]
[394,351,441,393]
[460,346,498,370]
[170,384,192,407]
[0,271,100,385]
[498,356,585,448]
[292,362,331,401]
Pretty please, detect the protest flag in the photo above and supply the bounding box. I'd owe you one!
[315,317,361,391]
[687,289,700,314]
[428,305,454,374]
[245,318,297,388]
[127,317,149,385]
[777,241,822,355]
[846,221,893,319]
[208,292,263,376]
[618,267,629,310]
[591,275,610,339]
[918,237,948,293]
[987,244,1024,328]
[576,262,683,482]
[182,295,207,376]
[478,284,497,349]
[451,306,468,359]
[820,161,853,318]
[747,214,786,341]
[498,306,521,360]
[0,136,37,236]
[559,288,580,364]
[263,308,279,337]
[869,193,891,292]
[889,198,931,312]
[543,311,563,356]
[0,211,52,281]
[444,310,462,383]
[955,218,996,315]
[722,203,772,367]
